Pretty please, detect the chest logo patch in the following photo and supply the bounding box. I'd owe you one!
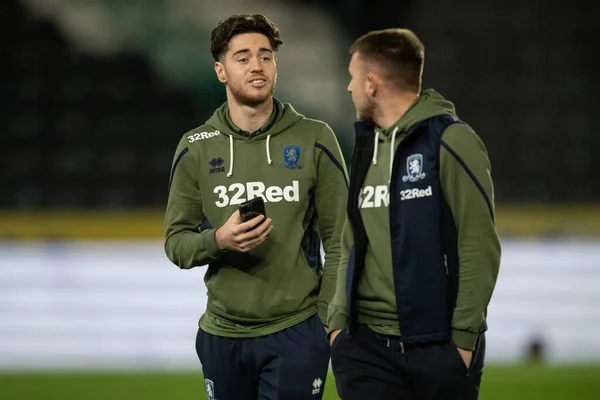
[281,145,302,169]
[402,153,426,182]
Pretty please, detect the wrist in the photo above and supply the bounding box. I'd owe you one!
[327,314,348,335]
[452,329,478,351]
[210,228,228,255]
[214,227,224,250]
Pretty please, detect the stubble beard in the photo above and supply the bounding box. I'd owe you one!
[228,76,277,107]
[357,98,377,124]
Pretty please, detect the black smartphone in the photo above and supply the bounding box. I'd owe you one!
[239,197,267,223]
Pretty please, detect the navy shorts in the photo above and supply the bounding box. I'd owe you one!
[196,314,330,400]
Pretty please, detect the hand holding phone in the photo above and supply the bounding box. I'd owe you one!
[239,197,267,223]
[214,197,272,253]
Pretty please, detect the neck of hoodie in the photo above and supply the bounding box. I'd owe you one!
[375,95,420,141]
[225,99,278,138]
[370,88,458,184]
[207,98,302,178]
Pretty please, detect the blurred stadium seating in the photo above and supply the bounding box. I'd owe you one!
[2,0,598,210]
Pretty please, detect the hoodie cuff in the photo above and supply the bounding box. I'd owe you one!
[452,329,478,351]
[203,229,224,259]
[327,314,349,339]
[317,303,329,327]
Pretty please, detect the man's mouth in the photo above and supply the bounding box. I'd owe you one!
[249,78,267,87]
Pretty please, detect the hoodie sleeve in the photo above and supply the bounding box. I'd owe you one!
[326,218,353,335]
[440,123,501,351]
[164,135,224,269]
[314,124,349,326]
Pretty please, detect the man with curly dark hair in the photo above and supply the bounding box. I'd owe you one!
[165,14,348,400]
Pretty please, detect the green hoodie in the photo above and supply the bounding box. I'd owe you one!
[165,99,348,338]
[327,89,501,350]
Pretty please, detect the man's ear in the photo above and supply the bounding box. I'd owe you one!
[215,61,226,83]
[366,72,379,97]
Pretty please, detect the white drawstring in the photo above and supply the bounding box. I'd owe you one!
[372,131,380,165]
[266,135,272,165]
[226,134,234,177]
[388,127,399,184]
[227,133,272,177]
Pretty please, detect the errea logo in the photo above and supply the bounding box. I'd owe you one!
[312,377,323,395]
[188,130,220,143]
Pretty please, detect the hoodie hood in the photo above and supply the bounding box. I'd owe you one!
[377,88,456,140]
[206,98,305,141]
[372,89,457,183]
[204,98,305,177]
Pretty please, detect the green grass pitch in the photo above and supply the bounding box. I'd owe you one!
[1,365,599,399]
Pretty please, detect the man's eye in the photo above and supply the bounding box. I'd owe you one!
[239,58,248,63]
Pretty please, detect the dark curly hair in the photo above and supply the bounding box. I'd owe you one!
[210,14,283,62]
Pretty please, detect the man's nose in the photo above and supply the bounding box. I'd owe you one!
[249,57,262,72]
